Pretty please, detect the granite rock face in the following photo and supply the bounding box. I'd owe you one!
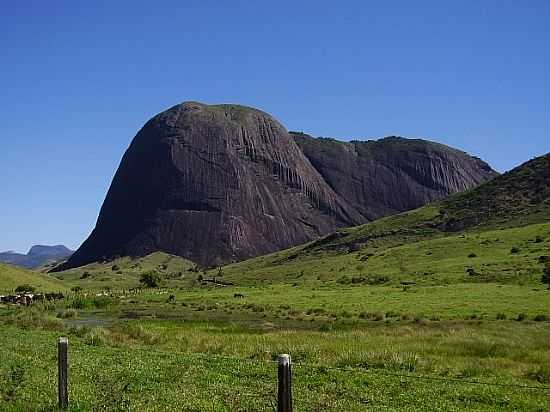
[60,102,497,269]
[292,133,497,220]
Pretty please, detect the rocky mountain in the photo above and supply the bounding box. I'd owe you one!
[0,245,73,269]
[57,102,497,270]
[292,133,497,220]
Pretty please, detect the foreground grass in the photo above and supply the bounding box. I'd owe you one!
[2,317,550,411]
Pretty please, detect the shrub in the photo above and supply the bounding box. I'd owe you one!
[468,253,477,258]
[542,264,550,285]
[510,247,520,254]
[80,272,91,279]
[337,275,351,285]
[14,284,35,293]
[534,314,548,322]
[516,313,527,321]
[496,313,507,320]
[535,236,544,243]
[140,272,161,288]
[111,265,120,271]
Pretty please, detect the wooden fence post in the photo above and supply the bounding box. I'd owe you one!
[58,337,69,409]
[277,354,293,412]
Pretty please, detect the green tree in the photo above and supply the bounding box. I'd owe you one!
[15,284,36,293]
[140,272,161,288]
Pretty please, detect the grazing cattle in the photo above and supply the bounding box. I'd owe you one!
[34,294,45,302]
[0,292,63,306]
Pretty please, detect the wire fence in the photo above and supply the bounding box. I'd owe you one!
[34,336,550,411]
[175,350,550,392]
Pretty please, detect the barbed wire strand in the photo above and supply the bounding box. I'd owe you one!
[156,350,550,392]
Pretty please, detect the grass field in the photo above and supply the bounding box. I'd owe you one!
[2,308,550,411]
[2,220,548,410]
[0,263,66,293]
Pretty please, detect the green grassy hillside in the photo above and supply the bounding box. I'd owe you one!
[215,222,549,286]
[0,263,65,292]
[51,252,197,290]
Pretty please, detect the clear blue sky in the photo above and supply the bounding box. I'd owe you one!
[1,0,548,253]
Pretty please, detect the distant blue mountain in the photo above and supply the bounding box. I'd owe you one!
[0,245,73,269]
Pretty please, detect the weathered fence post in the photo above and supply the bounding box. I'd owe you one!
[58,337,69,409]
[277,354,293,412]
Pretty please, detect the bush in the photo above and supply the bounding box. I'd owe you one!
[516,313,527,321]
[534,314,548,322]
[535,236,544,243]
[468,253,477,258]
[496,313,507,320]
[14,284,36,293]
[140,272,161,288]
[510,247,520,254]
